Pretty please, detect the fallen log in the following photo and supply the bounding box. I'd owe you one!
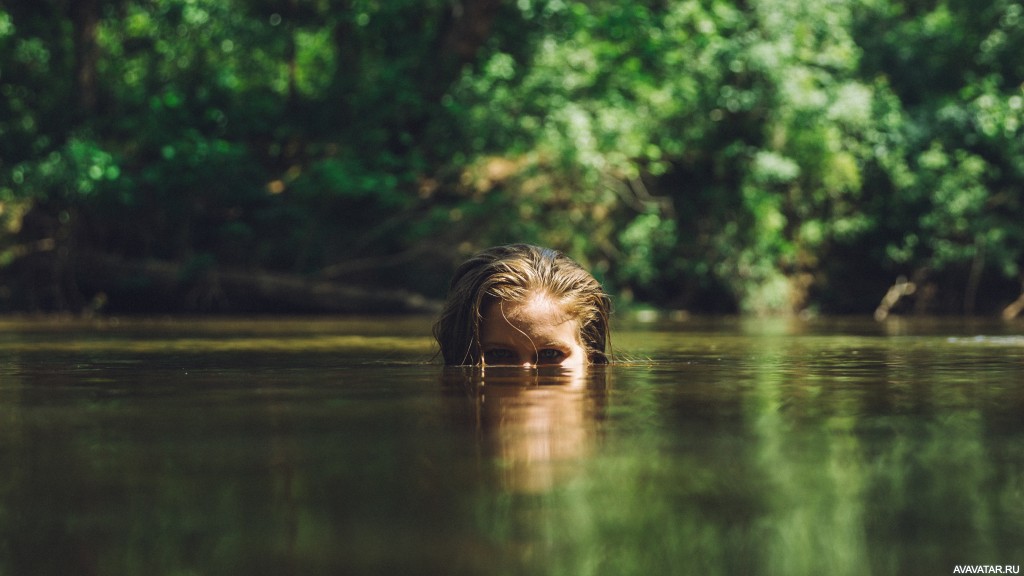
[1002,289,1024,320]
[874,275,916,321]
[76,251,443,315]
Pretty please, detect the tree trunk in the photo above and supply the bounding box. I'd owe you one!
[441,0,504,66]
[70,0,100,116]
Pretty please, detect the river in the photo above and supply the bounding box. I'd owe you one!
[1,315,1021,575]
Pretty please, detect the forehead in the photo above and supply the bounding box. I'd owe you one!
[508,291,568,319]
[480,295,578,343]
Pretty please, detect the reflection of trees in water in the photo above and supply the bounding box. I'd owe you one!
[713,342,1021,576]
[442,366,610,494]
[442,349,1024,576]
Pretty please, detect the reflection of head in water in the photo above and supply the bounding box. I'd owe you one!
[442,366,610,493]
[433,244,611,366]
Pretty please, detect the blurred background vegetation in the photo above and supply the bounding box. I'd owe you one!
[1,0,1022,316]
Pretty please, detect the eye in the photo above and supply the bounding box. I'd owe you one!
[483,348,517,365]
[536,348,567,364]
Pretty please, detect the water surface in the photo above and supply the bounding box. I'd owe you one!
[1,316,1022,575]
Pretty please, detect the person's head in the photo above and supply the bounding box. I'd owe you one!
[433,244,611,366]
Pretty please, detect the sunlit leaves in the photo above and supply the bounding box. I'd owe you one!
[33,140,117,197]
[1,0,1022,314]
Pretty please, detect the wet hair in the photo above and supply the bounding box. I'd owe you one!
[433,243,611,365]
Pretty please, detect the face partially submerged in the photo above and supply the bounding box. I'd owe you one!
[479,294,587,368]
[433,244,609,366]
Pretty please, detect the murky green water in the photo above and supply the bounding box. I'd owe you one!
[1,316,1022,575]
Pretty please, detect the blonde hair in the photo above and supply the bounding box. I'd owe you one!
[433,244,611,365]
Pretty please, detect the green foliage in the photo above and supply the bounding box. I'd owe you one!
[5,137,120,202]
[0,0,1021,314]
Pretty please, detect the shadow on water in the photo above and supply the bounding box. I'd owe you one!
[0,316,1022,575]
